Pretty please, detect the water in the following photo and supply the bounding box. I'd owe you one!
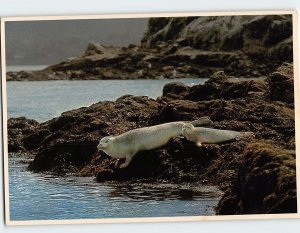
[6,78,206,122]
[9,157,222,220]
[6,65,49,72]
[6,77,265,122]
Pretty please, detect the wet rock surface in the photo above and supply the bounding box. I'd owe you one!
[7,15,292,81]
[8,117,40,153]
[7,63,296,214]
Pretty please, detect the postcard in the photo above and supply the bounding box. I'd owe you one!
[1,11,299,225]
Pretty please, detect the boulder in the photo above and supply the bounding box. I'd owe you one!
[8,117,39,153]
[217,141,297,214]
[267,63,294,104]
[162,82,190,99]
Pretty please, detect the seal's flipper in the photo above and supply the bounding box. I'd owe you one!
[119,154,134,168]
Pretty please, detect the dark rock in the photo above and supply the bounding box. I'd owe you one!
[162,82,190,99]
[95,169,115,182]
[220,80,268,99]
[217,141,297,214]
[267,63,294,104]
[206,71,229,84]
[8,117,39,153]
[142,15,292,66]
[183,71,268,101]
[29,136,98,174]
[7,15,293,81]
[22,129,51,150]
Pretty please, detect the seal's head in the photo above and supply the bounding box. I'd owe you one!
[97,136,114,150]
[181,123,195,137]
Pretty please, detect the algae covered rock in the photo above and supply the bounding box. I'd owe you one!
[267,63,294,104]
[8,117,40,153]
[217,141,296,214]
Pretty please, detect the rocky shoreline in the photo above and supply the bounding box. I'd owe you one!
[8,62,296,215]
[7,15,292,81]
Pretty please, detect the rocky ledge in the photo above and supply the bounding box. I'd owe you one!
[7,63,296,214]
[7,15,292,81]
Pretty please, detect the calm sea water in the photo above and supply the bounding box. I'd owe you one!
[6,65,49,72]
[7,76,224,221]
[6,77,265,122]
[9,156,222,220]
[6,78,206,122]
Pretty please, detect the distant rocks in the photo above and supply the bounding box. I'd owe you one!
[142,15,293,75]
[162,71,269,101]
[142,15,292,62]
[7,15,293,81]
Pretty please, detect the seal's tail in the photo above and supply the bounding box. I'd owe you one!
[191,116,212,126]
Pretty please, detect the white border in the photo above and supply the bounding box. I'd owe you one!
[0,10,296,21]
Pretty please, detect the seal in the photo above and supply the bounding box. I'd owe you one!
[181,123,255,147]
[97,117,212,168]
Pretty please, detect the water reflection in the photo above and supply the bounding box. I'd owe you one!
[9,156,222,220]
[108,183,221,202]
